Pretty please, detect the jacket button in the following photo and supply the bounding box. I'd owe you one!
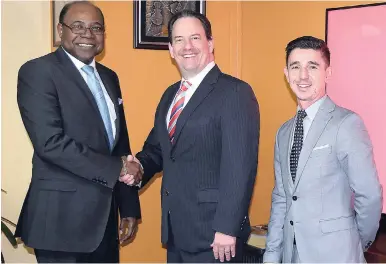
[290,220,293,225]
[292,196,297,201]
[170,156,175,162]
[165,190,170,196]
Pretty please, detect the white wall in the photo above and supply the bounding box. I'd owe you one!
[2,1,50,262]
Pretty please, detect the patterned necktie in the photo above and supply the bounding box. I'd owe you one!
[290,109,307,183]
[82,65,114,149]
[168,80,191,143]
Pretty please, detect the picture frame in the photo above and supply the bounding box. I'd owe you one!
[325,2,386,208]
[133,0,206,50]
[52,0,73,47]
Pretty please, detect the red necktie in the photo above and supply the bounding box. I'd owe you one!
[168,80,191,143]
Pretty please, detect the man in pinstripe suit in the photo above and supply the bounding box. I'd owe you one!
[122,10,260,263]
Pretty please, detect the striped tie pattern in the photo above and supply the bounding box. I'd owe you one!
[168,80,191,143]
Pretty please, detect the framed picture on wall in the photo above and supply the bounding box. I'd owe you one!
[52,0,73,47]
[133,0,206,50]
[325,2,386,213]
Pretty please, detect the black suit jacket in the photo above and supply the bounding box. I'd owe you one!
[136,65,260,252]
[15,47,140,253]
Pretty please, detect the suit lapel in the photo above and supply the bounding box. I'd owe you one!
[96,64,120,149]
[54,48,111,150]
[159,83,180,151]
[283,119,296,191]
[171,66,220,149]
[55,48,101,114]
[293,97,335,190]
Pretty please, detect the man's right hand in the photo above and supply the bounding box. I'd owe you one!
[119,155,143,186]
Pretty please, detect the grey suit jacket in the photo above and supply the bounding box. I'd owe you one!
[263,96,382,263]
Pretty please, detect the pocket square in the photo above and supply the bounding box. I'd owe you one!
[313,144,330,151]
[118,98,123,105]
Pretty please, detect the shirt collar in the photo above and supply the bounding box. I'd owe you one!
[297,95,327,122]
[62,46,96,71]
[182,61,216,87]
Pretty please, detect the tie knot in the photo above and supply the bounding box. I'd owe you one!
[297,109,307,120]
[82,65,95,76]
[181,80,192,92]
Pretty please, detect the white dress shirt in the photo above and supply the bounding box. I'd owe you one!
[166,61,216,125]
[62,47,117,138]
[291,95,327,146]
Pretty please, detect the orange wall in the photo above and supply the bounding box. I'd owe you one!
[66,1,378,262]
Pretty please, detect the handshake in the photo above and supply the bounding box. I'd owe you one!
[119,155,143,186]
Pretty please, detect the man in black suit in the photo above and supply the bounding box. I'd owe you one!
[15,1,142,262]
[122,10,260,263]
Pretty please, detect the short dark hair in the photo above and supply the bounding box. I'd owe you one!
[285,36,330,66]
[59,1,105,25]
[168,10,212,44]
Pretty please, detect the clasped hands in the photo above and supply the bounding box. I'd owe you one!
[120,155,143,186]
[119,158,238,260]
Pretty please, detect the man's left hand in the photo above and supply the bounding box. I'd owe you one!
[119,217,138,246]
[211,232,236,262]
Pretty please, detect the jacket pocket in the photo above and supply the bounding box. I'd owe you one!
[197,188,219,203]
[320,216,355,233]
[37,179,77,192]
[310,146,332,157]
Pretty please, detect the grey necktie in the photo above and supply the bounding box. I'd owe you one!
[82,65,114,149]
[290,109,307,183]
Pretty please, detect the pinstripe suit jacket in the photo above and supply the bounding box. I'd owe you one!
[136,65,260,252]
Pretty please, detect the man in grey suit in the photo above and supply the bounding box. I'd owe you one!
[263,36,382,263]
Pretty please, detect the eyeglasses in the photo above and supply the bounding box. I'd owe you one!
[61,22,105,35]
